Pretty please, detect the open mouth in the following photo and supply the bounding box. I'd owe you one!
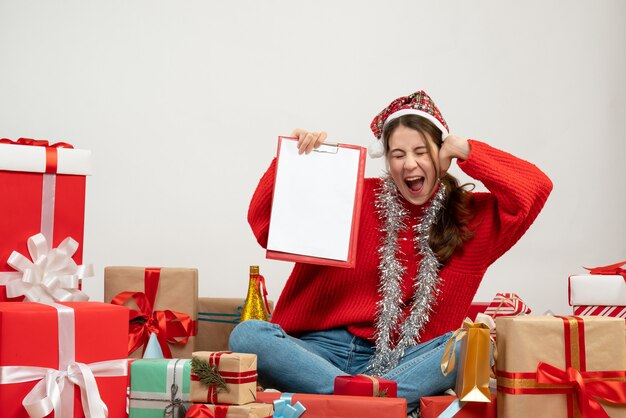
[404,176,425,194]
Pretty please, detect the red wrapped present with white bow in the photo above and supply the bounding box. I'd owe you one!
[0,302,129,417]
[0,138,91,302]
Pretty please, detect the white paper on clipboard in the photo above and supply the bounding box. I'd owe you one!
[266,137,365,266]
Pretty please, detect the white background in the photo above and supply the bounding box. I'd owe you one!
[1,1,624,316]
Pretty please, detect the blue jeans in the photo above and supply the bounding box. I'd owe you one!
[229,320,459,412]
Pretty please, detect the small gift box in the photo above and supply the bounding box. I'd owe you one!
[0,302,129,417]
[334,374,397,397]
[420,393,496,418]
[185,403,273,418]
[568,262,626,306]
[573,305,626,320]
[0,138,91,301]
[495,315,626,417]
[190,351,257,405]
[196,298,274,352]
[105,266,198,358]
[129,358,191,417]
[256,392,407,418]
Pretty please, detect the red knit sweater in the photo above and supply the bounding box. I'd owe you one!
[248,140,552,343]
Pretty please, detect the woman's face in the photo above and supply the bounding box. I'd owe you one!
[386,125,439,206]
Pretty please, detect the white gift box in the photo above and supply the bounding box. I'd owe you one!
[568,274,626,306]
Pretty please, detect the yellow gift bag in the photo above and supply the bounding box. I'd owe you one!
[441,318,492,402]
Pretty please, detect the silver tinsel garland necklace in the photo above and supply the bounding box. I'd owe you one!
[368,176,447,375]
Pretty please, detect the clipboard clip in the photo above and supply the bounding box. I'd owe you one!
[313,143,339,154]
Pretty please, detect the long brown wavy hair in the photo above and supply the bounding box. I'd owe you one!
[382,114,475,263]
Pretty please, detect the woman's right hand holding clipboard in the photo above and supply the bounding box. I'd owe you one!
[291,129,328,155]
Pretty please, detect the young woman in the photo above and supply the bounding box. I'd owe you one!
[230,90,552,413]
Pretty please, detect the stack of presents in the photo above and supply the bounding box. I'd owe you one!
[0,137,625,417]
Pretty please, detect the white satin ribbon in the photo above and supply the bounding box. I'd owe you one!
[0,303,128,418]
[4,233,93,302]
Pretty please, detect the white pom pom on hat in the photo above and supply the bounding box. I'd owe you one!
[368,90,449,159]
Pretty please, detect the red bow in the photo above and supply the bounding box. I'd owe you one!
[536,362,626,418]
[0,137,74,148]
[185,404,228,418]
[584,261,626,281]
[111,290,195,358]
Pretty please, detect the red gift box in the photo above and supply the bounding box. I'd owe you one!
[466,302,490,321]
[0,138,91,301]
[0,302,129,417]
[256,391,407,418]
[333,374,397,397]
[420,394,496,418]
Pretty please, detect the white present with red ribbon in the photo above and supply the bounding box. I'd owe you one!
[568,261,626,306]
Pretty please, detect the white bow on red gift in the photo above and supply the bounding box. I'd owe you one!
[5,233,93,302]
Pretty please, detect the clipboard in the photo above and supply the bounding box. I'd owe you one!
[266,136,366,268]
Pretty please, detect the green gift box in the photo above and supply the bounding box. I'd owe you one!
[129,358,191,418]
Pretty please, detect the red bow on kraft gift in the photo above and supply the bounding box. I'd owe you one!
[497,316,626,418]
[584,261,626,280]
[1,137,73,173]
[111,268,195,358]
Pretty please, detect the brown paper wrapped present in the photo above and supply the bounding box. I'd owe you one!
[104,266,198,358]
[196,298,274,352]
[496,315,626,417]
[190,351,257,405]
[186,403,273,418]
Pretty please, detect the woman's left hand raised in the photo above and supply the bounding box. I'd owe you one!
[438,134,471,177]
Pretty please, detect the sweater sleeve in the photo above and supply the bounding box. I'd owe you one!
[247,158,278,248]
[457,140,553,270]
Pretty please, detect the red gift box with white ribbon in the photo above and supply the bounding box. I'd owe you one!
[0,138,91,302]
[0,302,129,417]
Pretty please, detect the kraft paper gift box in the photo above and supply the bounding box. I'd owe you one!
[185,403,273,418]
[190,351,257,405]
[196,298,274,352]
[419,393,497,418]
[333,374,398,397]
[0,302,129,417]
[129,358,191,417]
[105,266,198,358]
[0,138,91,301]
[495,315,626,417]
[256,391,407,418]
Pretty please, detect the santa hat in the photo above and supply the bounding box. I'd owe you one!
[369,90,449,158]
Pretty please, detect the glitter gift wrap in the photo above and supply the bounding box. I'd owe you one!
[0,138,91,302]
[0,302,129,417]
[190,351,257,405]
[495,315,626,417]
[419,394,496,418]
[333,374,397,397]
[129,358,191,418]
[256,391,407,418]
[105,266,198,358]
[185,403,273,418]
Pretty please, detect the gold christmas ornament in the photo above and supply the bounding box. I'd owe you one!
[240,266,271,322]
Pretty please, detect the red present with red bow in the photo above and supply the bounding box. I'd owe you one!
[0,302,129,417]
[105,266,198,358]
[334,374,397,397]
[0,138,91,302]
[495,315,626,417]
